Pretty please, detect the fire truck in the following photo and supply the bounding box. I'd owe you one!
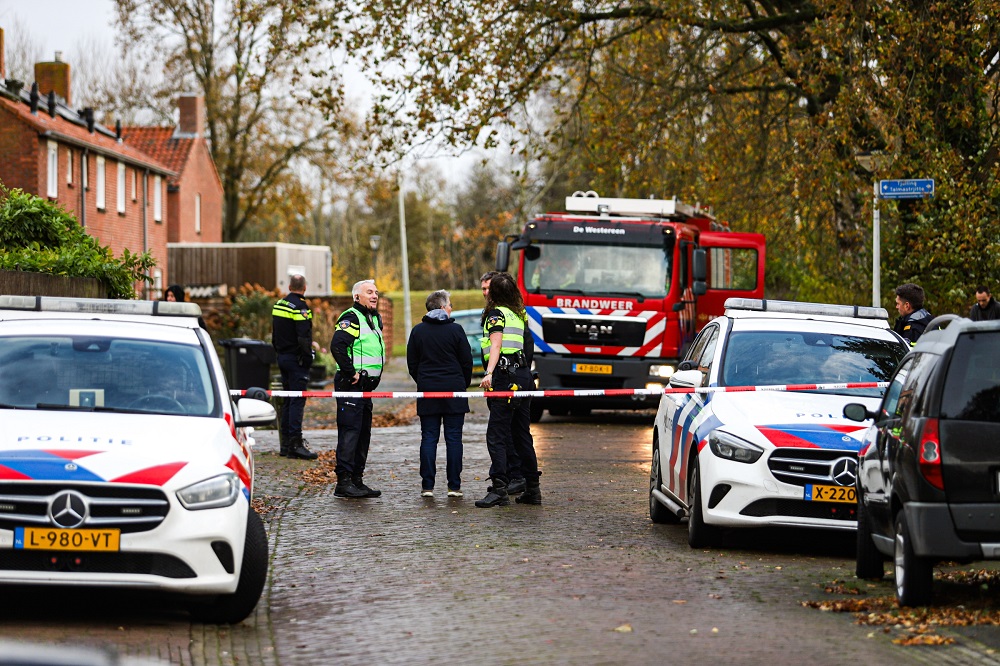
[495,191,766,421]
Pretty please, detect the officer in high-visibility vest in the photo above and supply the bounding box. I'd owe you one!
[476,272,541,508]
[271,274,319,460]
[330,279,386,499]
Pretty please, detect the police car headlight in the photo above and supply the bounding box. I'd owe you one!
[649,364,675,379]
[177,473,241,510]
[708,431,764,464]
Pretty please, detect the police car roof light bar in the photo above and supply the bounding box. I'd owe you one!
[0,295,203,317]
[724,298,888,321]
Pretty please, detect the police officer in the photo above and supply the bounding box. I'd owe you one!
[893,283,933,345]
[480,271,525,496]
[271,274,318,460]
[330,279,385,499]
[476,272,541,508]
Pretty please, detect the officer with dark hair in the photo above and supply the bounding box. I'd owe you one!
[271,274,319,460]
[330,279,386,499]
[893,283,933,345]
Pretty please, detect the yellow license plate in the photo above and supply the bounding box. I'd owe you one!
[572,363,612,375]
[805,484,857,503]
[15,527,121,551]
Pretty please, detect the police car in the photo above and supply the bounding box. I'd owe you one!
[0,295,275,623]
[649,299,908,547]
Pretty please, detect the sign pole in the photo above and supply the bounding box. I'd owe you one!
[872,181,880,308]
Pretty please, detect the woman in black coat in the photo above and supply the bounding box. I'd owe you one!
[406,290,474,497]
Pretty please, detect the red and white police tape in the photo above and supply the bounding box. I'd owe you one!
[231,381,889,400]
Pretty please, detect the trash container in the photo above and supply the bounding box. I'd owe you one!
[219,338,275,390]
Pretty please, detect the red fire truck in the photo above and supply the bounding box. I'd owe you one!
[495,192,766,421]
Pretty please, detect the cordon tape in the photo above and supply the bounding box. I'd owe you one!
[232,381,889,400]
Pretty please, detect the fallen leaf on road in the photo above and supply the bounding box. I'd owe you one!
[613,624,633,633]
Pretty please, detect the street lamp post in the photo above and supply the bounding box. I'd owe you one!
[369,235,381,284]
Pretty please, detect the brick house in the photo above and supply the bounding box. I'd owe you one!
[0,29,225,297]
[123,94,224,246]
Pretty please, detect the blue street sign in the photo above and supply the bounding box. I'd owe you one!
[878,179,935,199]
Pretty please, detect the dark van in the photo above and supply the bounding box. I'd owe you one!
[844,314,1000,606]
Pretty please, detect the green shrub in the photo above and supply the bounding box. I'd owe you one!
[0,184,155,299]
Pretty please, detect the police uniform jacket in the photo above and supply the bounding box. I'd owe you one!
[271,292,313,364]
[331,303,384,389]
[894,308,932,344]
[407,309,473,416]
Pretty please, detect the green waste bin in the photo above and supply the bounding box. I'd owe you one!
[219,338,275,390]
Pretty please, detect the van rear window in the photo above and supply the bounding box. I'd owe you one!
[941,331,1000,422]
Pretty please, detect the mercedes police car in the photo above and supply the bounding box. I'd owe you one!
[649,299,908,547]
[0,295,275,623]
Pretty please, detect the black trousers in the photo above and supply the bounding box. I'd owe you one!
[335,396,373,477]
[277,353,309,438]
[485,369,538,484]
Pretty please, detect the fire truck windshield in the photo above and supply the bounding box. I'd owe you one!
[524,243,669,298]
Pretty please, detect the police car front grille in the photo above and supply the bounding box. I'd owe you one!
[0,550,196,578]
[0,483,169,534]
[767,449,854,487]
[740,498,857,522]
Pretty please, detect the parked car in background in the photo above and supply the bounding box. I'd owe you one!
[0,296,275,623]
[845,314,1000,606]
[451,308,485,377]
[650,299,908,547]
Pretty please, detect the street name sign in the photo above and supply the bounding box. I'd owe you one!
[878,179,935,199]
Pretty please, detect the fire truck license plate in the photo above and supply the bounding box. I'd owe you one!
[572,363,612,375]
[804,484,856,503]
[14,527,121,551]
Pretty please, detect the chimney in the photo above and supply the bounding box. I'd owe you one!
[177,94,205,137]
[34,51,71,106]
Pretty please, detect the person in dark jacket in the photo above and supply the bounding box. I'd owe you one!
[893,283,933,345]
[407,290,474,497]
[271,274,318,460]
[162,284,207,329]
[969,285,1000,321]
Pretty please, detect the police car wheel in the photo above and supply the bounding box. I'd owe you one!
[649,443,680,524]
[188,509,269,624]
[687,458,720,548]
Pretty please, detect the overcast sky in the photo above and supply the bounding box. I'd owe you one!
[0,0,483,184]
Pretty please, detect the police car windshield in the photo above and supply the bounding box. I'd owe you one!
[0,335,216,416]
[524,243,668,297]
[721,331,905,397]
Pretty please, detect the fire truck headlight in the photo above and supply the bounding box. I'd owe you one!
[649,364,675,379]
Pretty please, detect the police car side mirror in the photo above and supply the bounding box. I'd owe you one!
[235,398,277,427]
[669,369,704,389]
[843,403,875,422]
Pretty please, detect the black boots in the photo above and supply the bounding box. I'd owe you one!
[515,479,542,505]
[286,436,318,461]
[475,479,510,508]
[334,473,368,498]
[506,477,526,495]
[353,475,382,498]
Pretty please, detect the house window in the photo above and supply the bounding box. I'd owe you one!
[117,162,126,213]
[67,148,73,186]
[131,170,137,201]
[195,193,202,234]
[154,175,162,222]
[46,141,58,198]
[96,155,106,211]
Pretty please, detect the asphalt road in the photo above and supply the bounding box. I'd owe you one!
[2,360,1000,664]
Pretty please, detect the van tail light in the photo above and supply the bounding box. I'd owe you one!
[918,418,944,490]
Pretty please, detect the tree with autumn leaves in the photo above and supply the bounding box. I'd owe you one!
[303,0,1000,313]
